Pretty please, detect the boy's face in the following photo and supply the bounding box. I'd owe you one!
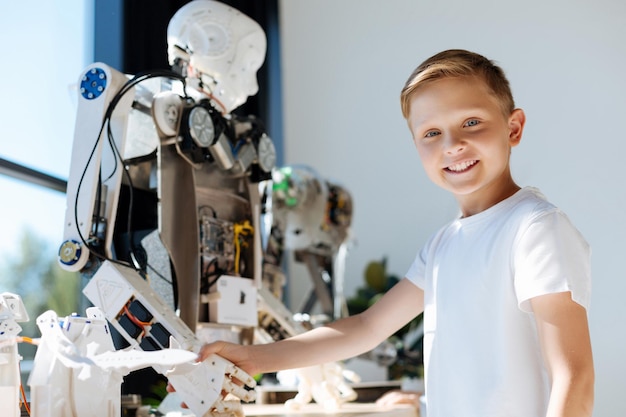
[407,76,525,216]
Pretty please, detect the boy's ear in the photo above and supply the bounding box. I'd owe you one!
[508,108,526,147]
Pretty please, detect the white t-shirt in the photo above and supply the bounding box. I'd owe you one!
[405,187,591,417]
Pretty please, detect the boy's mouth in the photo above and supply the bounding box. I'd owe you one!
[445,160,478,173]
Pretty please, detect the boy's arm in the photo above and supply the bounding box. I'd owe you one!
[531,291,594,417]
[199,278,425,376]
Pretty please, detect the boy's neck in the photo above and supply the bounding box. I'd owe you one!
[457,179,521,218]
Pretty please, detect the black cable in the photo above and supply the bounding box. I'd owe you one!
[73,108,112,253]
[146,262,173,285]
[201,257,224,293]
[169,259,179,311]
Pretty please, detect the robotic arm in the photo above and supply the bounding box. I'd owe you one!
[58,63,138,272]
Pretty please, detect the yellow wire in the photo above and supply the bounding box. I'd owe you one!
[233,220,254,275]
[18,336,39,345]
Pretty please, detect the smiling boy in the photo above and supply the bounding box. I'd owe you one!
[196,49,594,417]
[406,73,523,216]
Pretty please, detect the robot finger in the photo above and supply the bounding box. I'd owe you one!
[211,399,245,416]
[225,363,257,387]
[222,378,256,402]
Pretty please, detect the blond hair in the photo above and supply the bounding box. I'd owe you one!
[400,49,515,119]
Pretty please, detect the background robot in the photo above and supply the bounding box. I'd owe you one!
[264,165,353,323]
[256,166,357,410]
[56,0,364,414]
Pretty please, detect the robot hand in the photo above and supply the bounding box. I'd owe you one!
[161,350,256,417]
[84,260,257,417]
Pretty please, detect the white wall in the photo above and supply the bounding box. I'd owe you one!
[278,0,626,415]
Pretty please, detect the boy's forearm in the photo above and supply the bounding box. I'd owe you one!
[248,312,383,374]
[201,279,424,377]
[546,371,594,417]
[531,292,594,417]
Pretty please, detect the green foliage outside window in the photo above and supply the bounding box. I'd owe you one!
[0,227,80,360]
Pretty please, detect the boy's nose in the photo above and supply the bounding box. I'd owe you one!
[444,134,465,154]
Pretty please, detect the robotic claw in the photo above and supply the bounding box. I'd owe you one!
[53,1,362,415]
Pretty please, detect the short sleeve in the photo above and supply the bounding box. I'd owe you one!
[514,209,591,312]
[406,244,428,289]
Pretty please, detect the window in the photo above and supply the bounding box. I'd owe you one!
[0,0,93,396]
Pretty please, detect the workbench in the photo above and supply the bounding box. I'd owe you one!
[243,402,418,417]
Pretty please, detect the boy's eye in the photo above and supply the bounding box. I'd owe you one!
[424,130,440,138]
[464,119,480,127]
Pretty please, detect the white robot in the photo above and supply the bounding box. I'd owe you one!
[265,165,353,322]
[58,1,270,415]
[256,166,360,411]
[59,0,273,323]
[57,0,361,414]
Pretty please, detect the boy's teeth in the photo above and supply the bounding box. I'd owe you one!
[448,160,477,172]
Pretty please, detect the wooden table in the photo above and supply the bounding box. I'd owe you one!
[242,402,418,417]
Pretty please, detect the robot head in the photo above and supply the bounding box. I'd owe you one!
[167,0,267,113]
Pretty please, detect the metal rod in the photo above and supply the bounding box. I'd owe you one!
[0,157,67,193]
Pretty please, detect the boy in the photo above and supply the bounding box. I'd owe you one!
[197,49,594,417]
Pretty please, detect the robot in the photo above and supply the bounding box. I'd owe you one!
[59,0,273,326]
[254,166,360,411]
[58,1,270,415]
[262,165,353,324]
[57,1,362,414]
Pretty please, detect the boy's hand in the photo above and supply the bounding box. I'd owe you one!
[376,390,422,411]
[198,340,258,379]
